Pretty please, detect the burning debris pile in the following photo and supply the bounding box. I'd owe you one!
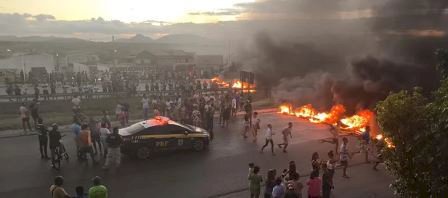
[278,102,396,148]
[211,77,256,93]
[278,103,373,134]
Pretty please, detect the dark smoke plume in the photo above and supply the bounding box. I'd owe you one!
[241,0,448,112]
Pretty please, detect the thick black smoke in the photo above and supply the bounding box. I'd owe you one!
[241,0,448,112]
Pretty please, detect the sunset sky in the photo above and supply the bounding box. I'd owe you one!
[0,0,254,23]
[0,0,444,41]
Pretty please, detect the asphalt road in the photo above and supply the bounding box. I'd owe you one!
[0,113,395,198]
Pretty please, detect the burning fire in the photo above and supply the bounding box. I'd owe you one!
[231,80,256,93]
[309,104,346,124]
[278,103,396,148]
[340,110,374,133]
[279,104,293,115]
[211,77,230,88]
[210,77,256,92]
[294,104,317,118]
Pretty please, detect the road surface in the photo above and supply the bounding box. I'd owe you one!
[0,113,394,197]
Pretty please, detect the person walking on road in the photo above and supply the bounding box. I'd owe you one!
[264,169,276,198]
[88,176,108,198]
[311,152,321,176]
[19,102,32,133]
[99,123,111,157]
[243,114,250,139]
[340,137,351,178]
[248,166,263,198]
[79,124,97,164]
[49,176,71,198]
[252,112,261,142]
[278,122,293,153]
[49,123,62,168]
[306,171,321,198]
[142,94,150,120]
[322,163,333,198]
[71,95,81,114]
[272,177,285,198]
[72,119,82,159]
[30,99,40,129]
[37,118,49,159]
[89,117,101,155]
[205,101,215,140]
[261,124,275,155]
[102,127,123,170]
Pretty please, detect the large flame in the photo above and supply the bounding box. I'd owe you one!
[309,104,346,124]
[340,110,374,133]
[294,104,317,118]
[211,77,230,88]
[279,104,293,115]
[231,80,256,93]
[277,103,395,148]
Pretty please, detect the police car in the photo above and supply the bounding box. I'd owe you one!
[119,116,210,159]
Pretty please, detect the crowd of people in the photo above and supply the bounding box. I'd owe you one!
[4,67,224,102]
[247,122,385,198]
[50,176,108,198]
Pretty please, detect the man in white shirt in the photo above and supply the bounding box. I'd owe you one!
[19,103,32,133]
[261,124,275,155]
[71,95,81,114]
[231,97,237,117]
[141,94,150,120]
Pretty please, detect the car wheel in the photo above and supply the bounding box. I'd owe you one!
[136,146,151,159]
[192,139,205,151]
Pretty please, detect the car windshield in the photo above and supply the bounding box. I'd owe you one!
[169,121,194,131]
[119,122,145,136]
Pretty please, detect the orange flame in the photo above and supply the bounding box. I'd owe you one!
[232,80,256,93]
[279,104,293,115]
[309,104,346,124]
[340,110,374,133]
[294,104,317,118]
[211,77,230,88]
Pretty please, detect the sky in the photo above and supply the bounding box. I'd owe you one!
[0,0,254,23]
[0,0,445,41]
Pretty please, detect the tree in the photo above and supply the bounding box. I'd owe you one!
[376,89,432,197]
[376,49,448,197]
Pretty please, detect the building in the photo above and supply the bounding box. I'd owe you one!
[195,55,223,69]
[0,69,17,83]
[135,50,195,69]
[29,67,48,83]
[0,53,55,73]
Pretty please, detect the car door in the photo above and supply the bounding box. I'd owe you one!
[164,124,192,150]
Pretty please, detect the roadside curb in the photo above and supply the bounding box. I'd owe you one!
[0,108,278,139]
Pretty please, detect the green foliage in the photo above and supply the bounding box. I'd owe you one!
[436,49,448,78]
[376,79,448,197]
[376,89,432,197]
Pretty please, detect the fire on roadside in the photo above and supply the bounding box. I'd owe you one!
[279,104,293,115]
[211,77,230,88]
[231,80,256,93]
[210,77,256,92]
[340,109,374,133]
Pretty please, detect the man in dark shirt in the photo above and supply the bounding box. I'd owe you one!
[103,127,123,170]
[49,123,62,167]
[322,163,333,198]
[36,118,49,159]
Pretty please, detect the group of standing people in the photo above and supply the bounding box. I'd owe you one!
[71,118,123,170]
[50,176,108,198]
[248,161,303,198]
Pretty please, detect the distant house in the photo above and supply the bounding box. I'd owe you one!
[135,50,195,69]
[0,69,17,83]
[29,67,48,83]
[195,55,223,69]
